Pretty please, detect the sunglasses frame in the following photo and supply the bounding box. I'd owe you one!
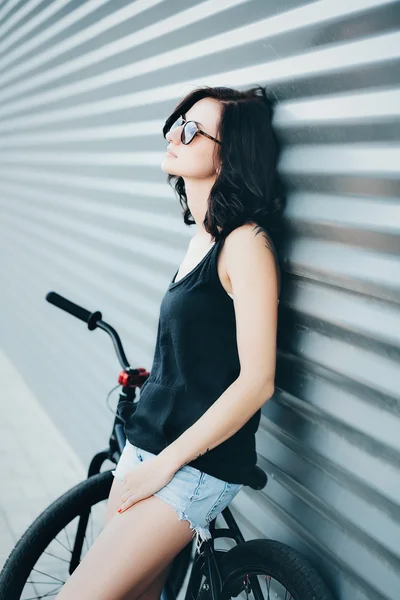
[168,117,222,146]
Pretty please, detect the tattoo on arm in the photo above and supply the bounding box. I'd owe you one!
[181,448,210,467]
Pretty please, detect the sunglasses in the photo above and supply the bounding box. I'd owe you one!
[166,116,222,145]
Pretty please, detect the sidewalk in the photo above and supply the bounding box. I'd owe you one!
[0,349,86,569]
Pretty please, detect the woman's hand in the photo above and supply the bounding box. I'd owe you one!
[117,455,176,514]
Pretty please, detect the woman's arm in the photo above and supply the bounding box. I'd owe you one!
[157,223,279,472]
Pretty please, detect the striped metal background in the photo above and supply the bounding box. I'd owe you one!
[1,1,399,598]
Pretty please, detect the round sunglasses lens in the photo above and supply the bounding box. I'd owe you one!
[165,117,183,138]
[170,117,183,131]
[183,121,197,144]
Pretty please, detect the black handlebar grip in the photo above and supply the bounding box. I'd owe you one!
[46,291,93,324]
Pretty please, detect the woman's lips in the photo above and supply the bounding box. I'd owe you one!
[166,148,177,157]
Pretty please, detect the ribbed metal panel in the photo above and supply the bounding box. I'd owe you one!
[1,1,399,598]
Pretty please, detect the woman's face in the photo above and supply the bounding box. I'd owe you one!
[161,97,222,179]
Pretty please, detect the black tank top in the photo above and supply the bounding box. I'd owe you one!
[124,236,274,485]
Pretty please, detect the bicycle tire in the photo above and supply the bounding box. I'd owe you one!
[0,470,192,600]
[217,539,335,600]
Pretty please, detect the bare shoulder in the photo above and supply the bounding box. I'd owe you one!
[224,222,279,274]
[224,222,275,248]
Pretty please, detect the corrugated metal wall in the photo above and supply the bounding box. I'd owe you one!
[1,1,399,598]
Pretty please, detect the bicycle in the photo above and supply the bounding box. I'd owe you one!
[0,291,335,600]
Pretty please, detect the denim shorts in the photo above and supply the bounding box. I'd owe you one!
[111,439,243,552]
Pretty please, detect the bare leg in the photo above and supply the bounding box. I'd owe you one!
[55,491,194,600]
[104,474,127,529]
[103,477,174,600]
[136,561,174,600]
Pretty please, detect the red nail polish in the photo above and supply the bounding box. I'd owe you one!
[117,508,122,513]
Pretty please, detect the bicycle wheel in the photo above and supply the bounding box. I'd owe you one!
[215,539,335,600]
[0,470,192,600]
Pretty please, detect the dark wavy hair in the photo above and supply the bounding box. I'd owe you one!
[162,85,285,290]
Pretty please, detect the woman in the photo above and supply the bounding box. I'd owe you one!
[56,85,284,600]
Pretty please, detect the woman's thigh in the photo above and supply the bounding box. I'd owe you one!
[136,560,174,600]
[55,493,195,600]
[103,449,177,600]
[104,474,125,528]
[105,475,175,600]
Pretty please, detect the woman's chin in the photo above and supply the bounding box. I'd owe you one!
[160,162,179,176]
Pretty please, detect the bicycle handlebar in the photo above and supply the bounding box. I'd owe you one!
[46,291,134,373]
[46,291,101,330]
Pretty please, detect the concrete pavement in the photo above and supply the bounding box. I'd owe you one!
[0,348,86,570]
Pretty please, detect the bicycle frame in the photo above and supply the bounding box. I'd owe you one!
[181,507,248,600]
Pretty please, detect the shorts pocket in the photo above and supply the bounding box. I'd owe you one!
[188,471,205,502]
[111,440,141,481]
[205,482,242,523]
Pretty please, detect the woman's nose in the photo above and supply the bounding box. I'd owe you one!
[166,127,181,144]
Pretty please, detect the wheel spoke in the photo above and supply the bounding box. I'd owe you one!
[83,516,91,553]
[52,534,73,555]
[63,523,72,551]
[27,581,61,585]
[30,568,64,584]
[22,583,63,599]
[42,549,70,564]
[224,570,295,600]
[38,585,63,598]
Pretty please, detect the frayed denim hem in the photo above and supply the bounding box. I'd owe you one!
[174,506,212,554]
